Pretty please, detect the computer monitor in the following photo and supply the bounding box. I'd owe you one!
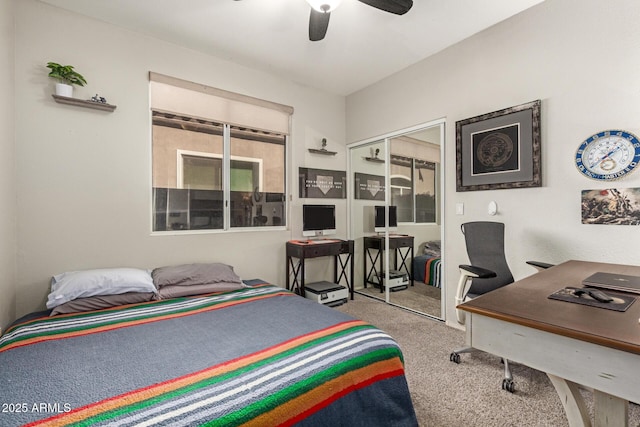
[302,204,336,237]
[374,205,398,233]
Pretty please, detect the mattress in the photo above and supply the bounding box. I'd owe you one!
[0,282,417,426]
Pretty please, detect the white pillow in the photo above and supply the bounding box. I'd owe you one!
[47,268,157,309]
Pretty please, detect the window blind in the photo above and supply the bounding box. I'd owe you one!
[149,72,293,135]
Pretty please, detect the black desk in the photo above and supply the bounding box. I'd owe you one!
[363,235,414,291]
[286,240,354,299]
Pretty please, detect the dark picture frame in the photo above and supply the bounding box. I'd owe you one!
[354,172,385,200]
[456,100,541,192]
[298,167,346,199]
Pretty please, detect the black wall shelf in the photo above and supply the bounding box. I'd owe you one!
[364,156,384,163]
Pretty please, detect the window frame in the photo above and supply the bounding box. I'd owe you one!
[149,72,293,236]
[390,155,438,225]
[150,125,289,235]
[176,149,264,192]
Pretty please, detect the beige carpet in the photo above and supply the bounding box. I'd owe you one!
[334,293,640,427]
[357,280,442,318]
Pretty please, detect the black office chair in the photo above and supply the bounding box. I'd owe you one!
[449,221,551,393]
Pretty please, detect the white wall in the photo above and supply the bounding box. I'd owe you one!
[346,0,640,327]
[13,0,346,318]
[0,0,16,330]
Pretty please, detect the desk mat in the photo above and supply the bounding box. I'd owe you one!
[548,287,636,312]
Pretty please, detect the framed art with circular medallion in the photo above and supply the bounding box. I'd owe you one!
[455,99,542,191]
[575,130,640,181]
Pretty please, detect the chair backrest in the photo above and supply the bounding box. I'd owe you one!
[462,221,514,297]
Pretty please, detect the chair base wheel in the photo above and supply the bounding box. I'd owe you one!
[449,352,461,364]
[502,378,515,393]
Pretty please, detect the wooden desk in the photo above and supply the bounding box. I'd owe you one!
[286,240,354,299]
[459,260,640,427]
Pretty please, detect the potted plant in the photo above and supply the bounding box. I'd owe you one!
[46,62,87,98]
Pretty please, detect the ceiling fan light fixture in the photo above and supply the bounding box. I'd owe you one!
[305,0,342,13]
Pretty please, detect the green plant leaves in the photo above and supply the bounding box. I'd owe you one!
[46,61,87,86]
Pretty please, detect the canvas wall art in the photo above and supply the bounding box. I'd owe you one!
[299,168,346,199]
[354,172,385,200]
[581,188,640,225]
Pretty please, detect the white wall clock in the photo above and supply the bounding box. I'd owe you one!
[575,130,640,180]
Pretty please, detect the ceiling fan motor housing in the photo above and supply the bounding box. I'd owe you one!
[306,0,342,13]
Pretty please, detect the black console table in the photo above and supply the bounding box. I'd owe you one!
[286,240,354,299]
[363,235,414,291]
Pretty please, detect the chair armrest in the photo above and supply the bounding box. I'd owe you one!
[455,264,496,324]
[458,264,497,279]
[526,260,554,270]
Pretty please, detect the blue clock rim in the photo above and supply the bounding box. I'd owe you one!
[575,129,640,180]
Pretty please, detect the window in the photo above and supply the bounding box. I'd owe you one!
[178,151,223,190]
[150,73,291,232]
[415,160,437,223]
[390,155,437,224]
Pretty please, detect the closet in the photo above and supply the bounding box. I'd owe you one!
[347,120,444,319]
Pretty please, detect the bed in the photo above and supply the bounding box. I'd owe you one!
[413,241,442,288]
[0,264,418,426]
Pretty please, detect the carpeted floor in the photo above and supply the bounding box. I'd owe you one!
[356,281,442,318]
[334,293,640,427]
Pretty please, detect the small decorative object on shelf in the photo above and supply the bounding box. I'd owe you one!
[90,94,108,104]
[365,148,384,163]
[308,137,337,156]
[46,61,87,98]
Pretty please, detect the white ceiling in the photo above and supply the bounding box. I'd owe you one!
[39,0,544,96]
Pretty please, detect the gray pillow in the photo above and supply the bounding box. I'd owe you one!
[50,292,157,316]
[152,263,243,289]
[422,240,442,257]
[158,282,245,299]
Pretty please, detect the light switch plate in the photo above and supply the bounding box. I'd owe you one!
[456,203,464,215]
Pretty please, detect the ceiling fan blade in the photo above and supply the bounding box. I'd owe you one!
[357,0,413,15]
[309,9,331,41]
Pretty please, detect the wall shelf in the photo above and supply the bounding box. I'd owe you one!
[52,95,117,112]
[308,148,337,156]
[364,156,384,163]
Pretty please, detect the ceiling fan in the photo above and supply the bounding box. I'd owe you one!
[306,0,413,41]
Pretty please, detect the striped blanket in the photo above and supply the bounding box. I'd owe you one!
[424,257,442,288]
[413,255,442,288]
[0,283,417,426]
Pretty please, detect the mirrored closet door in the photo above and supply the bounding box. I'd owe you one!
[347,121,444,319]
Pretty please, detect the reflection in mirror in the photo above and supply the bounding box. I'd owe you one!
[349,140,388,300]
[388,127,442,318]
[349,124,443,320]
